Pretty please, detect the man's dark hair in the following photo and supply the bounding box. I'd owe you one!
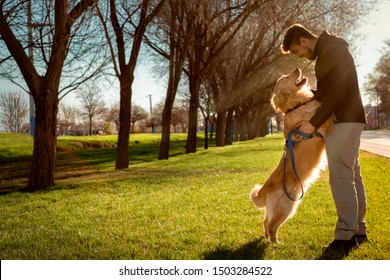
[281,23,316,53]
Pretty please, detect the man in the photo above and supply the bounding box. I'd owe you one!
[280,24,368,257]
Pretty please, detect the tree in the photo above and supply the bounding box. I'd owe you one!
[150,0,191,160]
[77,83,107,135]
[199,82,215,149]
[0,91,28,132]
[130,104,148,133]
[58,102,78,136]
[171,102,188,133]
[184,0,258,154]
[96,0,166,169]
[147,0,260,155]
[145,0,374,156]
[0,0,97,191]
[201,0,375,145]
[364,39,390,119]
[105,104,120,133]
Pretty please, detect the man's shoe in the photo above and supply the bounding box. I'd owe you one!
[320,236,359,259]
[327,236,360,251]
[355,234,368,245]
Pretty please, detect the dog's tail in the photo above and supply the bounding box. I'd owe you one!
[250,184,266,209]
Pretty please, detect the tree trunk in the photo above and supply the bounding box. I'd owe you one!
[204,117,209,150]
[27,89,58,191]
[159,95,174,159]
[235,121,239,142]
[257,121,268,137]
[240,113,248,142]
[115,81,132,169]
[224,108,234,145]
[186,78,201,154]
[225,109,233,145]
[159,35,187,159]
[131,122,134,133]
[234,110,240,142]
[209,117,214,140]
[215,110,226,147]
[247,121,256,140]
[89,116,92,135]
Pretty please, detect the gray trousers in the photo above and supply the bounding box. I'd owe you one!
[325,123,367,240]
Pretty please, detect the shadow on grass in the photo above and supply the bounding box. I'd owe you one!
[203,238,268,260]
[0,136,205,194]
[316,248,351,260]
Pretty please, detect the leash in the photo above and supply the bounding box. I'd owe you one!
[283,129,323,201]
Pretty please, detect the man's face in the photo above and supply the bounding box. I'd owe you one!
[290,41,315,61]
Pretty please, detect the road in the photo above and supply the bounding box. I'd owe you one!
[360,130,390,158]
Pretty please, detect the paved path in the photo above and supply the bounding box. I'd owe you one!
[360,130,390,158]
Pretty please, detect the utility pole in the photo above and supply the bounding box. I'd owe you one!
[27,0,35,136]
[147,94,154,133]
[375,85,380,129]
[148,94,152,115]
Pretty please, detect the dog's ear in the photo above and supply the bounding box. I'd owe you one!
[270,93,283,112]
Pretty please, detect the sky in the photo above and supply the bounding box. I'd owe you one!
[355,0,390,104]
[1,1,390,111]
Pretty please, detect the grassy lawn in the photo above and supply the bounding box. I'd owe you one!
[0,132,389,260]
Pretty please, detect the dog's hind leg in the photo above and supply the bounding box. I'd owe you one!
[267,211,290,243]
[263,209,269,240]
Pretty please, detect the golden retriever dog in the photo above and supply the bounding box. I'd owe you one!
[250,68,333,243]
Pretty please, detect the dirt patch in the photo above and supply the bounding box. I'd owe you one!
[56,141,116,152]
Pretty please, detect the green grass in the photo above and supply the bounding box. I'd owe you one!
[0,132,389,260]
[0,133,34,162]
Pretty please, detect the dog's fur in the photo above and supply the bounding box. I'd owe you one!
[250,68,333,243]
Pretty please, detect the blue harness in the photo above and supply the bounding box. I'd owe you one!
[283,129,323,201]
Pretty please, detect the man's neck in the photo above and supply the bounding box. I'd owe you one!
[308,37,318,52]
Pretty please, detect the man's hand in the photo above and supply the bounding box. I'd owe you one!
[294,121,315,139]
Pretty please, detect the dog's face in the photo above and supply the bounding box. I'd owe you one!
[271,68,313,113]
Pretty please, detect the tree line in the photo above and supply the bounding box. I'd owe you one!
[0,88,188,134]
[0,0,376,191]
[364,39,390,128]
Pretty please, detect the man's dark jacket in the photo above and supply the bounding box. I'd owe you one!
[310,31,366,128]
